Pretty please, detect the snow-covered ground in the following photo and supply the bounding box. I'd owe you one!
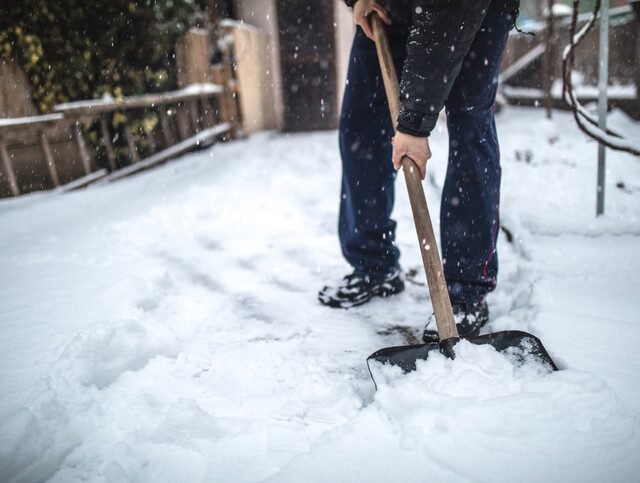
[1,107,639,482]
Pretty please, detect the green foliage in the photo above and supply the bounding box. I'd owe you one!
[1,0,198,113]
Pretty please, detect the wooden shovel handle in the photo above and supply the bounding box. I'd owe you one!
[371,14,459,341]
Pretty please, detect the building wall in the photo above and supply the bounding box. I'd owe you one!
[276,0,338,131]
[232,0,355,131]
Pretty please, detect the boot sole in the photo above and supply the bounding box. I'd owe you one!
[319,280,404,309]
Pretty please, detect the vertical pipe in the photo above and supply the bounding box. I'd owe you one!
[545,0,555,119]
[596,0,609,216]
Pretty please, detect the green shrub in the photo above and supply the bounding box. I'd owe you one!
[1,0,198,113]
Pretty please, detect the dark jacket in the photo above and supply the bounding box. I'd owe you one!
[344,0,519,137]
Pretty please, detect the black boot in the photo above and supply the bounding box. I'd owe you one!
[422,301,489,343]
[318,269,404,309]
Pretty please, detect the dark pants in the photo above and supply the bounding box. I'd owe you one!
[338,11,514,305]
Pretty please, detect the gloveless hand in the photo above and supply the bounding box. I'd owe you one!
[391,132,432,180]
[353,0,391,40]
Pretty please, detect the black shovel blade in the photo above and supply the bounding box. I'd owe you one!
[367,330,558,376]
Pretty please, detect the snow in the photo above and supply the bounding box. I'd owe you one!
[54,93,118,111]
[551,78,637,99]
[1,107,639,481]
[502,83,637,100]
[176,83,225,96]
[0,113,64,127]
[54,84,223,112]
[551,3,573,17]
[281,341,637,482]
[219,18,259,31]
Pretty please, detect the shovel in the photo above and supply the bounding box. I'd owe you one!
[366,14,558,381]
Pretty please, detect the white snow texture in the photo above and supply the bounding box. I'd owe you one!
[1,108,639,482]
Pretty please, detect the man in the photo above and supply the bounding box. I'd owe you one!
[319,0,518,342]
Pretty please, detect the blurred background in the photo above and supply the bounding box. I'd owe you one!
[0,0,638,197]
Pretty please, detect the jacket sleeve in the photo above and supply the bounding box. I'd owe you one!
[397,0,492,137]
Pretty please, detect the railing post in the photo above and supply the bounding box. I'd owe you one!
[124,123,140,163]
[201,97,215,128]
[211,64,240,137]
[159,109,175,147]
[0,137,20,196]
[99,116,117,171]
[39,130,61,187]
[176,102,192,140]
[189,99,201,133]
[146,126,158,153]
[74,122,93,175]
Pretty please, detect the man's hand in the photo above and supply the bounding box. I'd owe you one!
[391,132,431,180]
[353,0,391,41]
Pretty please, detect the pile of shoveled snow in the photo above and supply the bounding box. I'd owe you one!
[274,341,639,482]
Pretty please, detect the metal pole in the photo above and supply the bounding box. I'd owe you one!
[596,0,609,216]
[545,0,555,119]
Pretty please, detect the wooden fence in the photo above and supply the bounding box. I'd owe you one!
[0,19,281,198]
[219,20,282,133]
[0,83,234,197]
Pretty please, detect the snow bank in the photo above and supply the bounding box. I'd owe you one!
[0,318,180,482]
[274,341,639,482]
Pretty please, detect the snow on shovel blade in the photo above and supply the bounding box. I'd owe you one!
[367,330,558,382]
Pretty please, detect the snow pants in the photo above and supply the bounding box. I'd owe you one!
[338,10,514,305]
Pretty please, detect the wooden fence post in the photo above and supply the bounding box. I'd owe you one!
[175,28,211,86]
[99,116,117,171]
[146,126,158,153]
[39,130,61,187]
[0,137,20,196]
[176,102,192,140]
[74,122,92,175]
[189,100,201,133]
[211,64,240,136]
[158,109,175,147]
[201,97,215,128]
[124,123,140,163]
